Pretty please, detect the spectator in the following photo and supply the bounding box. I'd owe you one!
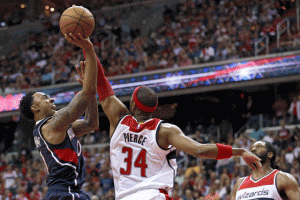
[277,149,291,172]
[272,14,283,28]
[262,130,275,144]
[3,164,18,192]
[99,170,114,195]
[15,186,29,200]
[175,166,185,186]
[163,5,175,23]
[272,97,288,126]
[0,189,13,200]
[293,140,300,159]
[278,119,291,149]
[171,190,184,200]
[184,160,205,179]
[0,155,6,172]
[288,95,300,124]
[19,142,32,162]
[182,189,195,200]
[285,146,295,165]
[206,118,219,143]
[199,43,215,63]
[83,133,96,145]
[204,182,220,200]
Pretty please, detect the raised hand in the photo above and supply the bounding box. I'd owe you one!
[75,61,86,85]
[65,32,93,51]
[241,150,263,173]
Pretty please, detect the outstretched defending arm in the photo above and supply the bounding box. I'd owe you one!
[83,50,129,136]
[159,123,262,171]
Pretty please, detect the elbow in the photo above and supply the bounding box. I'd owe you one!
[89,120,99,131]
[91,120,99,131]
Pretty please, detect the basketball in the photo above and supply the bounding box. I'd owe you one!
[60,5,95,39]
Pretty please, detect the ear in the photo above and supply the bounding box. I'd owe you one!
[31,105,40,114]
[267,151,273,160]
[131,101,137,113]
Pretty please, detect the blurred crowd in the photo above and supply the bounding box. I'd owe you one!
[0,0,299,94]
[0,115,300,200]
[1,0,300,199]
[1,91,300,200]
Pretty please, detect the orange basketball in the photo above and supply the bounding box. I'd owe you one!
[60,5,95,38]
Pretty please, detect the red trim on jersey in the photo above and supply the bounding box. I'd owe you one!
[52,148,78,165]
[239,169,279,190]
[159,189,173,200]
[121,115,161,132]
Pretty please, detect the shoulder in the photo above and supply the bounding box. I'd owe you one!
[159,123,181,132]
[277,171,295,181]
[157,123,182,149]
[276,171,299,190]
[159,123,183,136]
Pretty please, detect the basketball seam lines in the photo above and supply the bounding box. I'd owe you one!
[72,7,83,17]
[61,15,94,28]
[73,7,85,37]
[72,8,93,18]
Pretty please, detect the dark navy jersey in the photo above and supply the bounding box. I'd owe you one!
[33,117,86,189]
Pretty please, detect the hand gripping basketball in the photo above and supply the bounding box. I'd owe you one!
[65,32,93,51]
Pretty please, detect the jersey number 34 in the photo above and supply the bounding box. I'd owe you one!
[120,146,148,177]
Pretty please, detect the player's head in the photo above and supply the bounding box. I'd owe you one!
[130,86,158,116]
[250,141,277,169]
[19,92,56,121]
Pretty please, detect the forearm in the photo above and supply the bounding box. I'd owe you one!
[195,144,218,159]
[84,95,99,130]
[196,144,240,160]
[82,47,97,94]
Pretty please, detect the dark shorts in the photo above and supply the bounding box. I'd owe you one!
[44,187,91,200]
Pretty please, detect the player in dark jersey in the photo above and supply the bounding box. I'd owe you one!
[19,33,98,200]
[81,48,263,199]
[231,141,300,200]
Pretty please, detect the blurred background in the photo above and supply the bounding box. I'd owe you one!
[0,0,300,199]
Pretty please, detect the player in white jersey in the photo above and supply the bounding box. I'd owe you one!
[85,50,263,200]
[231,141,300,200]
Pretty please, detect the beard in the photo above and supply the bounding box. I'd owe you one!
[258,151,269,164]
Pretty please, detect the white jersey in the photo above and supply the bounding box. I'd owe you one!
[236,169,282,200]
[110,115,177,200]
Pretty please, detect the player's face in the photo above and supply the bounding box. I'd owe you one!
[250,141,268,163]
[32,92,56,116]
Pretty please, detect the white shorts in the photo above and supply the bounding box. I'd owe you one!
[118,189,170,200]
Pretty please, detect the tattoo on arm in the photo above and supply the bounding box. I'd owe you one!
[72,95,99,137]
[49,91,91,131]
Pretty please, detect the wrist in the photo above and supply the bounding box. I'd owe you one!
[232,148,245,156]
[83,44,93,53]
